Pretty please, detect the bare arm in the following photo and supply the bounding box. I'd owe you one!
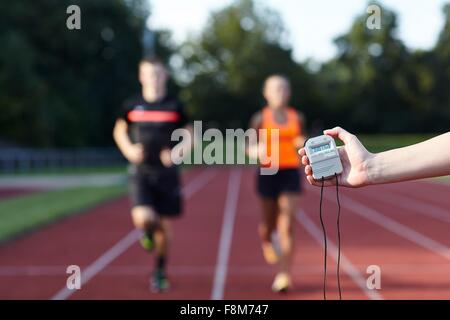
[113,119,144,164]
[246,112,262,160]
[293,111,306,149]
[299,127,450,187]
[368,132,450,184]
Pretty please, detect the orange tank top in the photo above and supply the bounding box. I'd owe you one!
[260,107,301,169]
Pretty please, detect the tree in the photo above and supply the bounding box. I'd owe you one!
[428,4,450,130]
[316,1,429,133]
[0,0,149,147]
[177,0,315,129]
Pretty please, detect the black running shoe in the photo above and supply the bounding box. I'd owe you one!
[151,269,170,293]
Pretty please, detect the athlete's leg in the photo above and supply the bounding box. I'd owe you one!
[259,198,278,242]
[129,169,159,235]
[271,192,298,292]
[276,192,298,275]
[150,216,171,292]
[131,205,158,251]
[154,217,171,264]
[259,197,279,264]
[150,167,180,292]
[131,205,158,230]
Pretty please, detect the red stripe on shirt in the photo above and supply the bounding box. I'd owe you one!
[127,110,180,123]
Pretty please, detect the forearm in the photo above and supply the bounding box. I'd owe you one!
[367,132,450,184]
[113,120,134,155]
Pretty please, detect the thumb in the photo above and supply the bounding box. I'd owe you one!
[324,127,355,144]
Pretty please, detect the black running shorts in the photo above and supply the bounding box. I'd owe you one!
[257,168,302,199]
[128,165,182,217]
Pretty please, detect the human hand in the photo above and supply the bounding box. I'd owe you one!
[160,147,173,168]
[123,143,145,164]
[299,127,374,188]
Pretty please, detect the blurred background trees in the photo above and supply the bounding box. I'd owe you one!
[0,0,149,147]
[0,0,449,147]
[175,0,316,130]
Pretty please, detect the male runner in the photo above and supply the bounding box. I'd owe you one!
[113,57,192,293]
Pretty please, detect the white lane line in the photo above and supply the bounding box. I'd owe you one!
[182,169,218,199]
[211,168,242,300]
[51,230,140,300]
[5,264,450,276]
[51,168,217,300]
[296,211,383,300]
[357,188,450,223]
[310,187,450,262]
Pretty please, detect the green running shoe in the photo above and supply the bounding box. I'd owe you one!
[140,234,154,252]
[151,269,170,293]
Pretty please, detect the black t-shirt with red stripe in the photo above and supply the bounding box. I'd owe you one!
[119,94,188,166]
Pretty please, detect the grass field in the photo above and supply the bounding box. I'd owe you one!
[358,134,436,153]
[433,175,450,184]
[0,185,126,242]
[0,166,127,177]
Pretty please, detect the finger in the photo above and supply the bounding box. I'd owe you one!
[306,175,316,186]
[298,148,306,156]
[305,165,312,176]
[323,126,355,144]
[301,155,309,166]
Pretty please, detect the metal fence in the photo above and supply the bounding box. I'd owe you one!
[0,148,126,174]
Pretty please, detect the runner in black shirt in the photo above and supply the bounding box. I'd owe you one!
[113,57,192,293]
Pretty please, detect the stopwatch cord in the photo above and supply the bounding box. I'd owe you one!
[335,173,342,300]
[319,177,327,300]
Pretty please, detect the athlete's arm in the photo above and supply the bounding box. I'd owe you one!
[293,111,306,149]
[299,127,450,187]
[113,119,144,164]
[246,112,262,161]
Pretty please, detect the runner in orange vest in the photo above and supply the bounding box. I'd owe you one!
[248,74,306,292]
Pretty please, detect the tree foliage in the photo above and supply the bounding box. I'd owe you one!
[316,2,450,133]
[0,0,148,147]
[178,0,316,129]
[1,0,449,148]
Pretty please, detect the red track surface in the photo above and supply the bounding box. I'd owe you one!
[1,167,450,300]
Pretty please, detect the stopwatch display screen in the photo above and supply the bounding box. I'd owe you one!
[310,143,331,153]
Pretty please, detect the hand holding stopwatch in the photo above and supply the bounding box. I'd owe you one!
[304,135,343,300]
[305,135,343,180]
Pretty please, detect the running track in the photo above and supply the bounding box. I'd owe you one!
[1,167,450,299]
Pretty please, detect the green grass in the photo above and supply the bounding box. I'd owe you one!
[356,134,436,153]
[432,175,450,184]
[1,165,127,177]
[0,185,126,242]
